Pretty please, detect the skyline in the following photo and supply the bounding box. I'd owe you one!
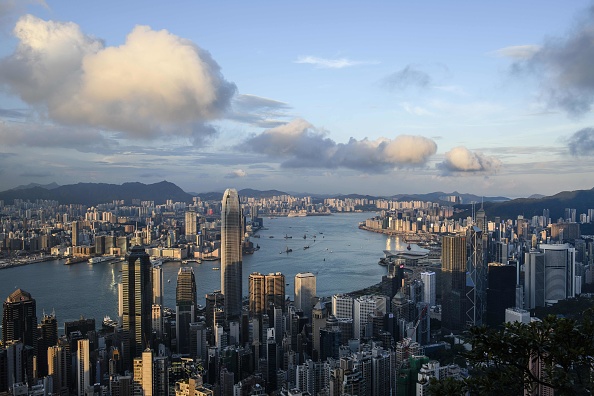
[1,2,594,197]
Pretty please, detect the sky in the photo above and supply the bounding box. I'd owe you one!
[1,1,594,198]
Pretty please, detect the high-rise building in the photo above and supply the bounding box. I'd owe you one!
[486,264,517,327]
[133,349,154,396]
[48,345,68,395]
[176,266,197,355]
[441,235,467,335]
[2,289,38,351]
[332,294,353,319]
[152,265,163,306]
[76,338,90,396]
[221,188,243,321]
[72,221,79,247]
[295,272,316,319]
[122,246,153,364]
[37,311,58,377]
[467,226,486,327]
[525,243,577,310]
[185,211,198,238]
[420,272,436,306]
[249,272,286,316]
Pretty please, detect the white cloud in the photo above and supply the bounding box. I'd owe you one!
[438,146,502,174]
[295,56,375,69]
[242,118,438,172]
[401,102,433,116]
[226,169,247,178]
[0,15,236,142]
[491,45,541,60]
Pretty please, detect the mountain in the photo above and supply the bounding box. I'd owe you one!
[0,181,193,206]
[11,182,60,190]
[457,187,594,220]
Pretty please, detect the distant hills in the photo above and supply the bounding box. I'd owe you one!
[0,181,193,206]
[457,187,594,221]
[10,182,60,191]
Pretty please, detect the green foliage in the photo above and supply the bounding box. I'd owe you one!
[428,310,594,395]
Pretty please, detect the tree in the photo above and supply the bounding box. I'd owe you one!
[428,310,594,395]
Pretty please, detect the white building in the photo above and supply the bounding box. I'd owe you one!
[295,272,317,318]
[332,294,354,319]
[420,272,436,306]
[505,307,530,324]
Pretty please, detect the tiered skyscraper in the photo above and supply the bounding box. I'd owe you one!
[2,289,37,350]
[122,245,153,365]
[221,188,243,321]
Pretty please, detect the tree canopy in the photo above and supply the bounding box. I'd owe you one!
[429,310,594,395]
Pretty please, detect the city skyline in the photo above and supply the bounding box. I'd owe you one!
[1,2,594,197]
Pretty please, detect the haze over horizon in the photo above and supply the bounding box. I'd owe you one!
[1,1,594,197]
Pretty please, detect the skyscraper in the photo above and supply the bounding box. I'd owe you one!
[2,289,37,351]
[122,246,153,363]
[249,272,286,316]
[185,211,197,238]
[295,272,316,318]
[176,266,197,354]
[420,272,436,307]
[76,338,90,396]
[221,188,242,321]
[441,235,467,335]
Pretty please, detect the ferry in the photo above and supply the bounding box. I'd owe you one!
[88,256,115,264]
[102,315,119,329]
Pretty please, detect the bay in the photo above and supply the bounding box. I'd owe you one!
[0,212,405,329]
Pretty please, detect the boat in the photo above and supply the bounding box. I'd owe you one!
[65,256,88,265]
[269,236,274,238]
[88,256,115,264]
[212,267,220,270]
[304,246,310,250]
[102,315,118,329]
[284,234,292,239]
[303,234,307,239]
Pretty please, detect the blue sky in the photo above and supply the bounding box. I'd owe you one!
[1,1,594,197]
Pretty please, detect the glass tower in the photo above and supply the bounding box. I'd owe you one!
[221,188,242,321]
[122,245,153,364]
[176,266,196,354]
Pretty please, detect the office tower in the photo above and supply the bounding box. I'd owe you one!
[353,295,387,339]
[64,317,95,339]
[151,305,163,339]
[77,338,90,396]
[221,188,243,321]
[332,294,353,319]
[152,265,163,306]
[420,272,436,306]
[485,264,517,327]
[72,221,79,246]
[525,244,578,310]
[37,311,58,377]
[48,345,69,395]
[122,246,153,363]
[249,272,266,316]
[441,235,467,335]
[185,211,197,238]
[295,272,316,319]
[249,272,286,316]
[176,267,197,355]
[467,226,486,327]
[311,302,328,358]
[133,349,153,396]
[2,289,38,351]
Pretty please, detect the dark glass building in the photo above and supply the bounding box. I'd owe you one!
[122,245,153,364]
[221,188,242,322]
[441,235,467,335]
[176,266,196,355]
[486,263,517,327]
[2,289,38,351]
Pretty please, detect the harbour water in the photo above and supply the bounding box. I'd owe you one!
[0,212,407,328]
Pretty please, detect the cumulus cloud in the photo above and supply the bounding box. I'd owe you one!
[295,56,373,69]
[382,65,432,91]
[242,119,437,172]
[438,146,502,174]
[567,127,594,156]
[511,7,594,115]
[0,15,236,141]
[226,169,247,178]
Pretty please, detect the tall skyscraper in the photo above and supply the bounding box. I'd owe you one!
[2,289,37,351]
[122,246,153,363]
[420,272,436,307]
[221,188,242,321]
[441,235,467,335]
[76,338,90,396]
[152,265,163,306]
[176,266,197,355]
[295,272,316,318]
[249,272,266,316]
[37,311,58,377]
